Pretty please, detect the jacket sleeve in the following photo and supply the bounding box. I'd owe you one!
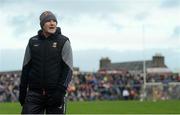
[58,40,73,93]
[19,42,31,105]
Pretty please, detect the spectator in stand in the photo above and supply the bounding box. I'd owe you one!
[122,88,129,100]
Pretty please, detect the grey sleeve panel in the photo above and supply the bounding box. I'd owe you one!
[23,43,31,66]
[62,40,73,70]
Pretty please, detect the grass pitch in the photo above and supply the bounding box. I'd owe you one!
[0,100,180,114]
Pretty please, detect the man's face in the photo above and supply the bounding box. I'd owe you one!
[43,19,57,34]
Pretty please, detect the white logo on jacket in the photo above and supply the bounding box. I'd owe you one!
[52,42,57,48]
[33,44,39,47]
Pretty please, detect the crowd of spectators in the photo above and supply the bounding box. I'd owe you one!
[68,71,180,101]
[68,72,143,101]
[0,72,20,102]
[147,73,180,83]
[0,71,180,102]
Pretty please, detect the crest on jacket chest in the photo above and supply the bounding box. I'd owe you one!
[52,42,57,48]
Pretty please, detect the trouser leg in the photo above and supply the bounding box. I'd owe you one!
[46,96,66,114]
[21,91,45,114]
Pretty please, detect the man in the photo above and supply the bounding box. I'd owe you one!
[19,11,73,114]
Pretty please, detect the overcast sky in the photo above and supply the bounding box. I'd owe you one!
[0,0,180,71]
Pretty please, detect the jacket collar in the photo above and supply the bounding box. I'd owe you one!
[38,27,61,39]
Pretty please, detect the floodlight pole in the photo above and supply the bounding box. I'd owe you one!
[142,24,147,100]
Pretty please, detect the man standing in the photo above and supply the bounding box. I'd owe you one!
[19,11,73,114]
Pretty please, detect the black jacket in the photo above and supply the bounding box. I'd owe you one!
[19,27,73,105]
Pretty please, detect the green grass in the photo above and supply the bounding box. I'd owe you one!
[0,100,180,114]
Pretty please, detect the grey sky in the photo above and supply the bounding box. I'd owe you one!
[0,0,179,71]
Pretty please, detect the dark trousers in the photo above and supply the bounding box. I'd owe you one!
[21,90,66,114]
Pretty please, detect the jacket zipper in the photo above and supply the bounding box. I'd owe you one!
[42,39,47,95]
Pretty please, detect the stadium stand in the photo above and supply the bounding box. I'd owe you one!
[0,70,179,102]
